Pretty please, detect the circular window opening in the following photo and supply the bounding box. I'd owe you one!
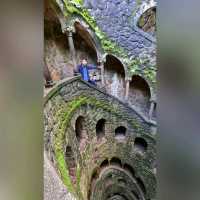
[115,126,127,140]
[134,137,148,153]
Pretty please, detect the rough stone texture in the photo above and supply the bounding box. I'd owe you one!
[45,37,72,81]
[44,0,156,114]
[44,33,98,81]
[84,0,157,65]
[44,77,156,200]
[129,75,151,114]
[44,5,98,82]
[44,1,157,199]
[44,151,77,200]
[104,55,126,102]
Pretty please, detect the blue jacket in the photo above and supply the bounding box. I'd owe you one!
[78,64,96,81]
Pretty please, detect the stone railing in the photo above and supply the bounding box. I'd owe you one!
[44,76,156,126]
[44,76,157,200]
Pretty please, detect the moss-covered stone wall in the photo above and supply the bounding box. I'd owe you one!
[44,77,156,200]
[44,0,157,199]
[51,0,157,90]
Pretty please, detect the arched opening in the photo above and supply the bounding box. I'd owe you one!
[124,164,135,178]
[124,163,146,195]
[73,22,100,83]
[75,116,87,151]
[129,75,151,114]
[136,177,146,194]
[115,126,127,140]
[100,159,109,168]
[74,22,98,64]
[91,169,99,181]
[44,2,99,82]
[96,118,106,141]
[108,194,128,200]
[134,137,148,153]
[44,0,73,81]
[110,157,122,168]
[104,55,126,100]
[131,190,140,199]
[89,168,100,198]
[137,7,156,37]
[65,146,76,184]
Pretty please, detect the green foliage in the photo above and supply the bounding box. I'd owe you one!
[53,97,87,196]
[128,58,141,74]
[76,163,83,198]
[143,66,156,85]
[53,95,145,192]
[62,1,128,57]
[71,0,83,5]
[127,57,156,88]
[55,150,74,192]
[60,0,156,85]
[55,0,156,87]
[136,0,142,6]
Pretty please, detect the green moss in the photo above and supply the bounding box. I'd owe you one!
[53,95,146,196]
[53,97,88,196]
[143,67,156,85]
[71,0,83,5]
[76,163,82,198]
[55,151,74,192]
[128,58,156,88]
[128,58,142,75]
[60,0,156,85]
[62,1,129,56]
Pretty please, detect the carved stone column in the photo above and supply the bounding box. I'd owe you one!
[43,59,53,87]
[63,25,77,74]
[98,58,105,86]
[125,78,130,101]
[149,97,156,119]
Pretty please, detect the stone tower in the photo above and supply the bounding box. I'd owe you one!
[44,0,157,200]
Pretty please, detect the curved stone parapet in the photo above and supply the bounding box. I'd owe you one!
[44,76,156,200]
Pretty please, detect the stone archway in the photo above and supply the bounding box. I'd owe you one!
[44,1,101,83]
[44,0,73,81]
[129,75,151,114]
[73,21,101,82]
[104,54,126,100]
[115,126,127,140]
[74,21,98,65]
[44,77,157,200]
[89,158,146,200]
[75,116,88,151]
[96,118,106,141]
[134,137,148,154]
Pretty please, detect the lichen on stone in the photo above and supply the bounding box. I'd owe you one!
[61,0,156,86]
[53,94,149,197]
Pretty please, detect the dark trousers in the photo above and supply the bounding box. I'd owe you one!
[89,80,96,86]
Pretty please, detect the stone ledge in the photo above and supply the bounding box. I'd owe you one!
[44,76,156,126]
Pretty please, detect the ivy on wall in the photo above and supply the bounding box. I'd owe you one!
[60,0,156,87]
[53,94,150,198]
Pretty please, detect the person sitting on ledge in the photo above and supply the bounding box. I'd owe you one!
[77,58,99,85]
